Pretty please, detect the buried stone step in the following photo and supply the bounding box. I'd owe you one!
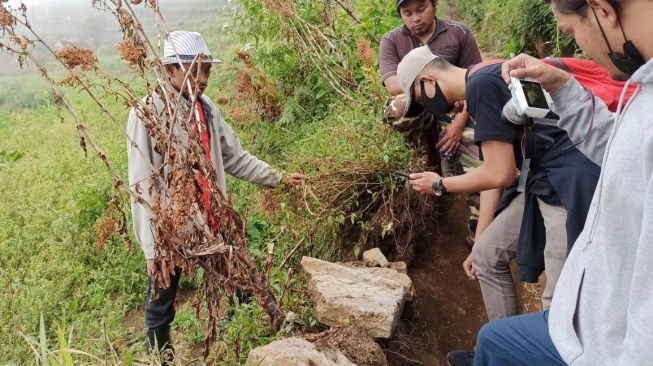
[247,337,355,366]
[301,256,414,339]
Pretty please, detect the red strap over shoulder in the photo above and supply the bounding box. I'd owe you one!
[544,58,637,112]
[467,59,505,78]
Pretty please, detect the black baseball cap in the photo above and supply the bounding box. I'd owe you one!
[397,0,432,12]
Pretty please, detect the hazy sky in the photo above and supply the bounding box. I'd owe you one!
[4,0,38,8]
[0,0,230,74]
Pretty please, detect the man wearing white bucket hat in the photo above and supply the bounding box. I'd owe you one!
[127,31,304,360]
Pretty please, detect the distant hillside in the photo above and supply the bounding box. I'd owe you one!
[0,0,230,74]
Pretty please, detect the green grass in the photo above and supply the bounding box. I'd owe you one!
[0,100,145,361]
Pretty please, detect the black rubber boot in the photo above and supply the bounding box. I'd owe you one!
[447,351,475,366]
[146,325,175,365]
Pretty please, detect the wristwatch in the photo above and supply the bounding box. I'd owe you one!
[432,177,447,197]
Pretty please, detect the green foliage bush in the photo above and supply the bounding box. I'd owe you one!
[455,0,577,57]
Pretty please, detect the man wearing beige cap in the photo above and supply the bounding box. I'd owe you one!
[380,0,481,157]
[127,30,304,360]
[396,46,604,365]
[380,0,483,245]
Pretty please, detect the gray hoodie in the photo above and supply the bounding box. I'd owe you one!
[548,57,653,365]
[127,93,282,259]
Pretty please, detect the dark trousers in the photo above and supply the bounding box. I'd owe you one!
[145,268,182,330]
[144,268,252,330]
[474,311,565,366]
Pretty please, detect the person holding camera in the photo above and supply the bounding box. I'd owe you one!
[446,0,653,365]
[396,45,603,348]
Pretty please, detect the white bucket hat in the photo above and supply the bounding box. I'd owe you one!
[160,31,221,65]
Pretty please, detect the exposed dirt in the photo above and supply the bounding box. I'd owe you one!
[383,193,487,366]
[310,326,389,366]
[380,192,546,365]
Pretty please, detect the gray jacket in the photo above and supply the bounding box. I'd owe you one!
[549,57,653,365]
[127,93,282,259]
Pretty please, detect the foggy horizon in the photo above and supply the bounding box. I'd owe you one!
[1,0,232,73]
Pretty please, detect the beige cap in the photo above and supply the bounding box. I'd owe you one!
[397,45,439,117]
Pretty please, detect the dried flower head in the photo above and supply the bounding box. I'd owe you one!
[11,35,30,53]
[116,38,146,70]
[262,0,294,17]
[56,46,98,71]
[357,37,376,67]
[96,218,116,252]
[0,5,15,27]
[236,70,252,100]
[235,50,255,69]
[58,74,81,88]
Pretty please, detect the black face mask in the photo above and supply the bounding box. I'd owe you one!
[420,80,452,116]
[592,8,646,76]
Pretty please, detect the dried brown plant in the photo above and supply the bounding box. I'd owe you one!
[1,0,285,357]
[259,0,359,102]
[116,38,146,71]
[0,4,15,26]
[96,218,117,253]
[262,0,294,17]
[56,46,98,71]
[235,50,283,121]
[357,36,376,67]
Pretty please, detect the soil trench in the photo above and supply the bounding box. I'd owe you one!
[384,194,487,366]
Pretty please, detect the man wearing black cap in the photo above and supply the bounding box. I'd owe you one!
[380,0,482,96]
[381,0,482,157]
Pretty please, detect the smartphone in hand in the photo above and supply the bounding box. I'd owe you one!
[395,170,411,179]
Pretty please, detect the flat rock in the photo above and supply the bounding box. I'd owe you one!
[247,337,354,366]
[387,261,408,274]
[363,248,389,267]
[301,257,414,338]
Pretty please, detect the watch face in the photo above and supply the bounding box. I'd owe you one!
[432,180,443,197]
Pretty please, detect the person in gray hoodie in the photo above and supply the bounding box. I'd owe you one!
[446,0,653,365]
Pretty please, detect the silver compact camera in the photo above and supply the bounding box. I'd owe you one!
[508,77,554,119]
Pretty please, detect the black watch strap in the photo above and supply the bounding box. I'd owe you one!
[432,177,447,197]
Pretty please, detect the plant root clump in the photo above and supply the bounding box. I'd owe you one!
[309,327,389,366]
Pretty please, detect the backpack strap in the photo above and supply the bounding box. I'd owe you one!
[544,57,571,73]
[465,59,505,80]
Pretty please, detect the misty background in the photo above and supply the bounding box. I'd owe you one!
[1,0,232,75]
[0,0,234,110]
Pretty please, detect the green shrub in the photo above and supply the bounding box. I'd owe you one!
[455,0,577,57]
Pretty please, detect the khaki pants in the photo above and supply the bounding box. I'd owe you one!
[471,193,567,321]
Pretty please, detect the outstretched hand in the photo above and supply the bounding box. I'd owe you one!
[284,172,307,186]
[501,54,571,94]
[408,171,440,195]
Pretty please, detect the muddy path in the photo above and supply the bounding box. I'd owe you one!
[384,194,487,366]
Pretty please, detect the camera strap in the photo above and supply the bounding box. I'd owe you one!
[517,118,536,192]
